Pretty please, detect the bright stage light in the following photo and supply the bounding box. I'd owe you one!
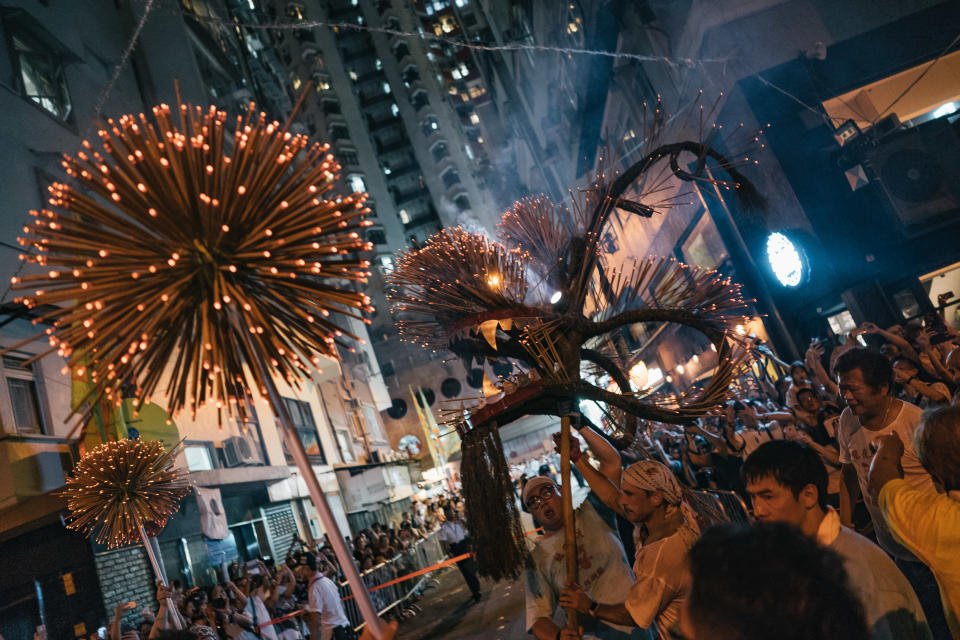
[766,231,805,287]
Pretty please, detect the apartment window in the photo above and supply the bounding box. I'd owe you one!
[391,103,400,116]
[441,167,461,188]
[402,65,420,85]
[330,123,350,141]
[321,98,341,114]
[467,85,486,99]
[7,24,72,122]
[286,3,306,20]
[421,116,439,136]
[335,429,356,463]
[348,174,367,193]
[184,443,216,471]
[339,148,359,166]
[398,209,410,224]
[431,140,449,162]
[362,404,385,441]
[378,255,395,274]
[392,42,410,61]
[411,90,429,111]
[367,228,387,245]
[469,112,480,125]
[454,194,471,211]
[3,355,45,434]
[282,397,326,463]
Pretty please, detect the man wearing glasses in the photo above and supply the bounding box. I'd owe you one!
[523,424,648,640]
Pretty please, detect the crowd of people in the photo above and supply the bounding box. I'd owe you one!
[519,316,960,640]
[85,314,960,640]
[94,494,469,640]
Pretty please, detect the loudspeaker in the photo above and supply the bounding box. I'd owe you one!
[866,117,960,233]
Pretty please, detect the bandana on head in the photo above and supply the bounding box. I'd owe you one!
[622,460,682,505]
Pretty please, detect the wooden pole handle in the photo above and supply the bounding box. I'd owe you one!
[560,414,578,631]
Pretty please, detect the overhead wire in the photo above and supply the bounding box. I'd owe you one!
[187,13,732,69]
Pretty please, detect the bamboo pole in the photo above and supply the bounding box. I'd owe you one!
[137,522,184,630]
[560,413,578,631]
[247,351,383,639]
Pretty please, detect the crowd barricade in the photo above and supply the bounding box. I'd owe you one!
[712,489,751,522]
[689,488,752,525]
[338,531,447,630]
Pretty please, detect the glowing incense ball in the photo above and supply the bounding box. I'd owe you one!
[12,99,375,422]
[63,439,189,547]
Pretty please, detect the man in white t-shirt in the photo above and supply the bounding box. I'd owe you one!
[523,424,648,640]
[522,475,643,640]
[294,552,352,640]
[437,505,481,601]
[834,348,951,640]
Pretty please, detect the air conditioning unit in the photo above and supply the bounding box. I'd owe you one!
[865,117,960,233]
[223,434,263,467]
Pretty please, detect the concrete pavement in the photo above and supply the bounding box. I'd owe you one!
[394,482,591,639]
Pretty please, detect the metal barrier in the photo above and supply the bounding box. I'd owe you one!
[688,488,752,526]
[338,531,447,630]
[713,489,751,523]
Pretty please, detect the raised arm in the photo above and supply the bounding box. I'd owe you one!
[805,341,839,395]
[862,322,921,362]
[575,421,623,484]
[556,434,629,519]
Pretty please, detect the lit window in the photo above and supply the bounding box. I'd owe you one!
[477,136,484,144]
[348,70,358,81]
[440,16,456,33]
[8,29,72,121]
[460,93,469,102]
[468,86,486,99]
[379,255,395,274]
[391,103,400,116]
[469,112,480,124]
[292,76,302,90]
[376,58,383,69]
[567,22,579,34]
[185,445,215,471]
[622,128,637,142]
[398,209,411,223]
[464,144,474,160]
[348,174,367,193]
[458,63,469,76]
[451,68,462,80]
[286,4,305,20]
[455,0,468,6]
[382,82,391,94]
